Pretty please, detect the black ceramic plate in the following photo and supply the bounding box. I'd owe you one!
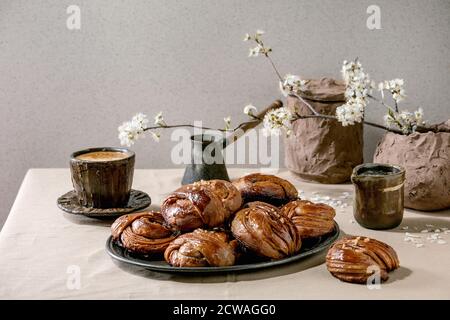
[106,222,340,273]
[57,189,151,218]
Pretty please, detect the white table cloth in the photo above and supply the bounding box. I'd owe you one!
[0,168,449,299]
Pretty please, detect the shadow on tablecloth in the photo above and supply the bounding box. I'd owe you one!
[385,216,450,234]
[110,231,350,283]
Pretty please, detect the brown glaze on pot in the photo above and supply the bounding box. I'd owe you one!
[351,163,405,230]
[70,147,135,208]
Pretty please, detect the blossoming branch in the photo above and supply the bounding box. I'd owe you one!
[244,30,447,136]
[118,100,285,147]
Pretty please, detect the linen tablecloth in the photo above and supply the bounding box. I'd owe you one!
[0,168,449,299]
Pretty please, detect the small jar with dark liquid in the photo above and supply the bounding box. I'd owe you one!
[351,163,405,229]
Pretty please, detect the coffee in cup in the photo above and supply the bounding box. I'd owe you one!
[70,147,135,208]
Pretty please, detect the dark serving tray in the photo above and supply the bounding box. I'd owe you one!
[106,222,340,274]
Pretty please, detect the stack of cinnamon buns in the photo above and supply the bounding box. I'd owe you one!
[111,173,399,283]
[112,173,336,266]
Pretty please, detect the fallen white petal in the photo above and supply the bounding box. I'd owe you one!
[405,233,421,238]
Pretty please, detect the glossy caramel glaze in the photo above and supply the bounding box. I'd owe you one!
[164,229,238,267]
[111,211,178,254]
[232,173,298,206]
[161,179,242,232]
[281,200,336,238]
[231,201,301,259]
[326,236,400,284]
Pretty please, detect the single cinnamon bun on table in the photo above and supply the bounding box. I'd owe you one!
[280,200,336,239]
[326,236,400,284]
[231,201,302,259]
[111,211,178,255]
[164,229,238,267]
[232,173,298,206]
[161,179,242,232]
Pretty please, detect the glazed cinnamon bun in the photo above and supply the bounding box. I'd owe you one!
[164,229,238,267]
[326,236,400,284]
[161,179,242,232]
[232,173,298,206]
[111,211,178,254]
[231,201,301,259]
[280,200,336,238]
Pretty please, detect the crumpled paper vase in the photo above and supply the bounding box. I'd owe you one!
[373,122,450,211]
[284,78,364,184]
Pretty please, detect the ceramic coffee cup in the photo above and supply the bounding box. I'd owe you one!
[351,163,405,230]
[70,147,135,208]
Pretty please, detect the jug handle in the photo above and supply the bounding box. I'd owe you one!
[220,99,283,149]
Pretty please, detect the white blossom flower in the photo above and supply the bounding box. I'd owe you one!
[378,82,386,99]
[384,113,396,128]
[341,60,363,85]
[132,113,149,128]
[154,112,166,126]
[336,100,364,126]
[279,74,307,97]
[344,73,372,101]
[118,121,143,147]
[414,107,424,123]
[384,107,425,134]
[262,107,293,136]
[248,46,261,57]
[381,79,406,103]
[337,59,371,125]
[256,29,265,36]
[243,33,251,41]
[224,116,231,130]
[243,104,257,116]
[150,131,160,142]
[118,113,150,146]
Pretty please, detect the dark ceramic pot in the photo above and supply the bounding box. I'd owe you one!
[351,163,405,230]
[181,135,229,185]
[70,147,135,208]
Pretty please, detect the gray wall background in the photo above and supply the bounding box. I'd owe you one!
[1,0,449,228]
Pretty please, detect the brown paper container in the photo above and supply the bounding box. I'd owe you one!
[373,122,450,211]
[284,78,364,184]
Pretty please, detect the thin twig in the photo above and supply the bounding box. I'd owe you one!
[265,54,283,82]
[294,112,336,120]
[143,120,259,133]
[288,93,319,116]
[368,94,394,111]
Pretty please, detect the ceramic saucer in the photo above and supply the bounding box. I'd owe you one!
[57,189,151,218]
